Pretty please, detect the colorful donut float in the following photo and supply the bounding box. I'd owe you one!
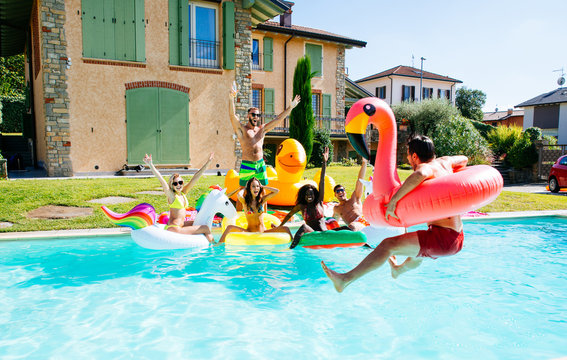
[345,97,503,228]
[296,230,367,249]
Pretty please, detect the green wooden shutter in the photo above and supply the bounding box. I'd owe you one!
[134,0,145,62]
[102,0,115,59]
[322,94,331,117]
[179,0,189,66]
[123,0,136,60]
[114,0,126,59]
[81,0,104,58]
[168,0,179,65]
[305,43,322,77]
[222,1,235,70]
[264,88,275,114]
[263,37,273,71]
[159,88,190,164]
[126,88,159,164]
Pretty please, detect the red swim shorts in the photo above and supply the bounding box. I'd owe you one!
[416,225,464,259]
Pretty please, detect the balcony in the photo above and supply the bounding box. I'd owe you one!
[189,39,220,69]
[265,115,347,137]
[251,52,262,70]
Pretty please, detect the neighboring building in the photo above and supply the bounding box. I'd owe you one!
[0,0,365,176]
[251,13,366,163]
[355,65,462,106]
[516,88,567,143]
[482,109,524,128]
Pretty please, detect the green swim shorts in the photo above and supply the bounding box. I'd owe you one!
[239,159,268,186]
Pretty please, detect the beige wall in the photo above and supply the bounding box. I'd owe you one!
[358,77,456,106]
[62,0,237,173]
[251,32,339,116]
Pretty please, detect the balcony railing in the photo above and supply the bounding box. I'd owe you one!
[251,52,262,70]
[189,39,220,69]
[264,115,346,137]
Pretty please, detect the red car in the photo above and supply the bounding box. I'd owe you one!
[548,155,567,193]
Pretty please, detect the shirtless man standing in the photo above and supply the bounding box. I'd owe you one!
[322,135,468,292]
[333,158,369,231]
[229,82,300,186]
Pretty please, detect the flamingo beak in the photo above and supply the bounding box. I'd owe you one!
[345,108,371,160]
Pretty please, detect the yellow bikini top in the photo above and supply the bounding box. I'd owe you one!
[170,193,188,210]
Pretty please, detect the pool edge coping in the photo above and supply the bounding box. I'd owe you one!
[0,211,566,241]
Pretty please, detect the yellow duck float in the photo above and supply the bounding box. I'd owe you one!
[225,138,336,206]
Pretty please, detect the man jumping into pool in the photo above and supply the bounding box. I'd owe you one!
[322,135,468,292]
[229,82,300,187]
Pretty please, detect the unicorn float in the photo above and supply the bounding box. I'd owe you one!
[102,188,236,250]
[345,97,503,228]
[225,138,336,206]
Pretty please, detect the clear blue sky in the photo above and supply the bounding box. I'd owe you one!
[289,0,567,112]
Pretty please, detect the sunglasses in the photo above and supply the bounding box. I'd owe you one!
[249,113,261,118]
[335,188,345,193]
[172,180,184,186]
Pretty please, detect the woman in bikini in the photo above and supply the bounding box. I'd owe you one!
[279,147,348,248]
[143,153,215,243]
[218,177,292,243]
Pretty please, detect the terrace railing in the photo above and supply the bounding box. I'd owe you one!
[189,39,220,69]
[265,115,346,137]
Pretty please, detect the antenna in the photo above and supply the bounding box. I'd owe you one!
[411,54,415,68]
[553,67,565,87]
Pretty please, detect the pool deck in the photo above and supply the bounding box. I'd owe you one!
[1,211,566,241]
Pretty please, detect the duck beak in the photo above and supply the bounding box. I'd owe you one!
[345,105,371,160]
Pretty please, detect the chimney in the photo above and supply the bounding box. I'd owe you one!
[507,108,513,115]
[279,2,293,27]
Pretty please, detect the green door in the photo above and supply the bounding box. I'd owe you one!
[126,87,190,165]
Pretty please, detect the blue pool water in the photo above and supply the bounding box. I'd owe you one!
[0,216,566,359]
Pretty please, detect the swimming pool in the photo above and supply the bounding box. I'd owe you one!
[1,216,566,359]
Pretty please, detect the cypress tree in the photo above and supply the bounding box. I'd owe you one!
[289,56,315,162]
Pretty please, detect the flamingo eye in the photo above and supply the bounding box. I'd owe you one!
[363,103,376,116]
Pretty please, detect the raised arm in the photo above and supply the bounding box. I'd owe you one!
[228,82,243,137]
[318,146,329,203]
[182,153,214,193]
[352,158,368,200]
[262,95,301,134]
[450,155,468,171]
[143,154,169,193]
[279,204,302,227]
[261,186,280,203]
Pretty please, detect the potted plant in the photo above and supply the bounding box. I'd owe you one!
[0,152,7,179]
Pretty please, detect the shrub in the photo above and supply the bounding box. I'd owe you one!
[470,119,495,139]
[486,126,523,159]
[431,115,492,164]
[310,127,333,167]
[0,96,25,133]
[507,133,538,169]
[340,157,359,166]
[393,98,457,136]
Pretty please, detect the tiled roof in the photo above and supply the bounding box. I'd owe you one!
[355,65,462,84]
[483,110,524,122]
[516,88,567,107]
[255,21,366,48]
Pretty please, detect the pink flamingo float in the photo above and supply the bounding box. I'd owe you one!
[345,97,503,228]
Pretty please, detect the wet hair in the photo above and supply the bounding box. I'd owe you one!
[333,184,345,192]
[296,184,320,207]
[244,177,264,209]
[407,135,435,162]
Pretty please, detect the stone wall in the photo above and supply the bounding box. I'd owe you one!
[335,46,346,118]
[41,0,72,176]
[232,1,253,170]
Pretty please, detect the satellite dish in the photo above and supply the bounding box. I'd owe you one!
[558,76,566,86]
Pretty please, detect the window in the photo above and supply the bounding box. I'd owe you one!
[438,89,451,100]
[81,0,145,62]
[305,43,323,77]
[402,85,415,102]
[376,86,386,99]
[252,89,262,110]
[422,87,433,100]
[312,93,321,115]
[252,39,260,70]
[168,0,220,69]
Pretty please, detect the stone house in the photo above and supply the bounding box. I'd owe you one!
[1,0,365,176]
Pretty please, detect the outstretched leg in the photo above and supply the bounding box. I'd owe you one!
[321,231,421,292]
[218,224,247,244]
[290,224,314,249]
[265,225,293,240]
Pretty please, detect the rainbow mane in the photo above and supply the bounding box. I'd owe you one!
[195,185,223,211]
[101,203,156,230]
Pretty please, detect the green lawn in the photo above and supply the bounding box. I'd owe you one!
[0,165,564,233]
